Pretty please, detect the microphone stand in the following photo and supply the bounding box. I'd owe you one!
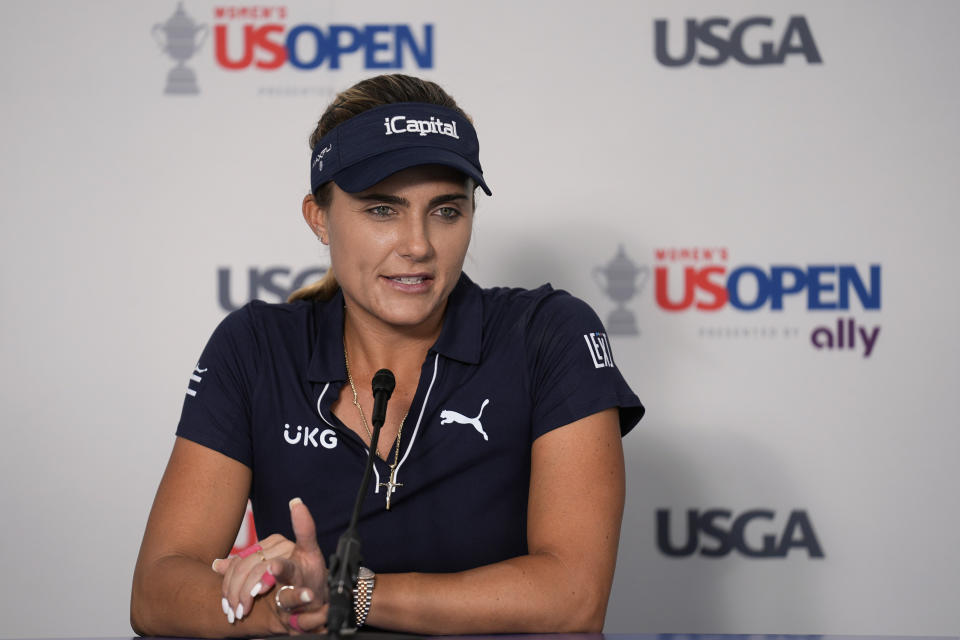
[325,370,393,638]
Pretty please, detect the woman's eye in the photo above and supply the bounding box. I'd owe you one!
[435,206,461,220]
[368,205,393,217]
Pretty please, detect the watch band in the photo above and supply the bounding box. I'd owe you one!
[353,566,376,628]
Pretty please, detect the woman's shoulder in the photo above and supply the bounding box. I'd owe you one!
[208,298,336,355]
[477,281,600,326]
[224,297,333,329]
[242,297,319,321]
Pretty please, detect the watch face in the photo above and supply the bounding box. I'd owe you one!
[358,567,374,580]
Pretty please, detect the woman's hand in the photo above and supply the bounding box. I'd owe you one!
[213,497,331,634]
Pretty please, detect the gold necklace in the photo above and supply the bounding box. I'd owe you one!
[344,344,408,510]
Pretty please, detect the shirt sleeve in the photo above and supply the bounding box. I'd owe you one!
[527,291,644,439]
[175,305,259,467]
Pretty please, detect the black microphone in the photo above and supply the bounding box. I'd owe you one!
[371,369,396,428]
[326,369,395,636]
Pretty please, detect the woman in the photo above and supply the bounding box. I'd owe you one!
[131,74,643,637]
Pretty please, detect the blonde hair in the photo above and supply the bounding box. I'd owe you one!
[288,267,340,303]
[287,74,471,303]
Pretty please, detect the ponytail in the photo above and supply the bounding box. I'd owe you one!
[287,268,339,302]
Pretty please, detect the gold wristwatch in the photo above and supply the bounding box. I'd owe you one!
[353,566,375,628]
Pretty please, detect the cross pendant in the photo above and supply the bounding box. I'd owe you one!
[378,467,403,510]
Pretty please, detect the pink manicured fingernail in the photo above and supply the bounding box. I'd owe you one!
[237,543,264,559]
[211,558,223,572]
[236,603,244,620]
[250,582,261,598]
[300,590,312,603]
[260,571,276,588]
[289,497,303,509]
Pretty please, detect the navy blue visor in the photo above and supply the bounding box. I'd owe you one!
[310,102,491,196]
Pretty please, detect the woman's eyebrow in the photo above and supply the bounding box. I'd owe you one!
[427,193,469,207]
[355,193,468,207]
[356,193,408,206]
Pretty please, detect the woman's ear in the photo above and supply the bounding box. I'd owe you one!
[302,193,328,244]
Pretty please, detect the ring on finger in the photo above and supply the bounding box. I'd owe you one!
[275,584,296,611]
[256,549,268,562]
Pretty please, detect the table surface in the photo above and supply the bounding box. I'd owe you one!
[38,634,960,640]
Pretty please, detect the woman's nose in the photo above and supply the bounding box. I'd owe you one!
[396,216,434,261]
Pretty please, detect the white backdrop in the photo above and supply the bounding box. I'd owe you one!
[1,1,958,638]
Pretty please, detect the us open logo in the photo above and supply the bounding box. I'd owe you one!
[653,247,882,358]
[212,8,434,71]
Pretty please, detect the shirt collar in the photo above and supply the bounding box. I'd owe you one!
[306,272,482,383]
[306,288,347,383]
[431,272,483,365]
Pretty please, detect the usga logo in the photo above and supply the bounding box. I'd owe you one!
[657,508,824,558]
[655,15,822,67]
[217,265,327,312]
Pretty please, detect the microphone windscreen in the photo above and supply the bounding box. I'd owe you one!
[372,368,396,396]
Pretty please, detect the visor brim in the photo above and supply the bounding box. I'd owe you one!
[331,147,492,196]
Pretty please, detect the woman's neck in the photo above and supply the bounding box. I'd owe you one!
[342,304,444,376]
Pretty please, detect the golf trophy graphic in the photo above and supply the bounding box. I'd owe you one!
[152,3,208,95]
[593,245,648,336]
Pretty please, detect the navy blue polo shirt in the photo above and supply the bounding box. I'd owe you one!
[176,273,643,574]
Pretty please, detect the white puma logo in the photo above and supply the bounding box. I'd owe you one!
[439,399,490,441]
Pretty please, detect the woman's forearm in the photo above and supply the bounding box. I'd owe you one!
[366,411,625,635]
[131,553,283,638]
[367,551,611,634]
[131,439,266,637]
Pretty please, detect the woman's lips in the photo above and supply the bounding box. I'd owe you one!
[382,274,434,291]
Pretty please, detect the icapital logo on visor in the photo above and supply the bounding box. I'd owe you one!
[383,115,460,139]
